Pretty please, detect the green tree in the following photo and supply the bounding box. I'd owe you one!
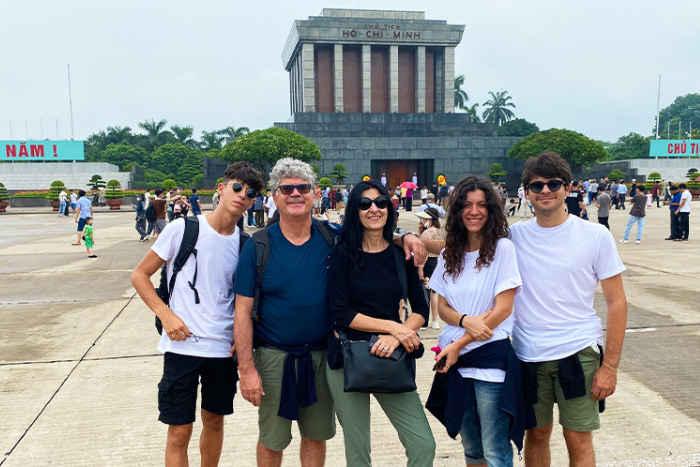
[508,129,608,168]
[170,125,198,148]
[145,169,168,185]
[498,118,539,137]
[310,164,321,176]
[687,168,699,180]
[465,103,481,123]
[220,126,250,140]
[138,119,172,151]
[0,182,9,202]
[482,90,516,126]
[454,74,469,111]
[607,133,650,161]
[162,179,177,190]
[655,93,700,138]
[647,172,662,182]
[105,179,123,199]
[101,142,149,171]
[608,169,626,181]
[176,151,204,188]
[201,131,224,150]
[87,174,106,190]
[46,180,66,200]
[218,127,322,182]
[151,143,193,176]
[318,177,333,188]
[327,164,350,184]
[485,163,507,183]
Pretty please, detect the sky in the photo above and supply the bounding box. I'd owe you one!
[1,0,698,144]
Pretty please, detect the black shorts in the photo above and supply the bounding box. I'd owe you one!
[158,352,238,426]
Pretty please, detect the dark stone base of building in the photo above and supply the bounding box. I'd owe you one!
[275,112,524,190]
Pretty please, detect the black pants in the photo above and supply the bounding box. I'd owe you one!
[255,210,264,226]
[405,197,413,211]
[678,212,690,240]
[670,211,679,239]
[618,194,626,209]
[598,216,609,230]
[653,195,660,207]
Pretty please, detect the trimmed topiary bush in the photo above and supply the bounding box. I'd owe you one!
[46,180,66,200]
[0,182,9,202]
[162,179,177,190]
[105,179,124,199]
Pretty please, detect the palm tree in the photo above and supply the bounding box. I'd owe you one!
[454,75,469,111]
[170,125,198,148]
[200,131,223,150]
[482,90,516,126]
[465,103,481,123]
[220,126,250,139]
[138,119,170,151]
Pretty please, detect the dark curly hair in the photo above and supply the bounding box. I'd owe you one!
[442,176,510,279]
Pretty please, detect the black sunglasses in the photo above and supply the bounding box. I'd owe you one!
[231,182,257,199]
[358,195,391,211]
[277,184,312,195]
[526,180,565,193]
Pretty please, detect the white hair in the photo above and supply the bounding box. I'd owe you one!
[269,158,316,191]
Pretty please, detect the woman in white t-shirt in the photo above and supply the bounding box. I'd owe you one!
[428,175,522,467]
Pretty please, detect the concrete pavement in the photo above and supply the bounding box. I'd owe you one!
[1,204,700,466]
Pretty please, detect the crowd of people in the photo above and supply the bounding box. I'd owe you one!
[129,151,631,467]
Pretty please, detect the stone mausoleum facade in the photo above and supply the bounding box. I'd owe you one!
[273,8,524,189]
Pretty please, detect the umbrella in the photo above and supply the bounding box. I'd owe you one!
[400,181,419,189]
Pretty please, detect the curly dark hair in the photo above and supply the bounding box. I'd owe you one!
[442,176,510,279]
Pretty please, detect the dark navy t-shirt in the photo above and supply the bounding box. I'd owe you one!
[233,222,333,346]
[189,194,201,214]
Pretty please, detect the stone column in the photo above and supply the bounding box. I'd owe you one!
[334,44,343,113]
[444,46,455,113]
[434,49,444,112]
[389,45,399,113]
[302,43,315,112]
[416,46,426,113]
[362,45,371,113]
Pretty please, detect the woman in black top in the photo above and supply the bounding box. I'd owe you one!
[326,180,435,467]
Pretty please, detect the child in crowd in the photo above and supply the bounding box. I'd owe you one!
[83,217,96,258]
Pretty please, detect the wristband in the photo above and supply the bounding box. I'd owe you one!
[602,361,618,371]
[458,314,466,328]
[401,231,416,243]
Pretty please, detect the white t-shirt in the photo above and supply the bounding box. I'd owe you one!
[517,186,525,200]
[70,193,77,204]
[152,214,241,358]
[509,216,626,362]
[428,238,522,382]
[679,190,692,212]
[421,188,428,199]
[144,191,151,207]
[266,196,277,219]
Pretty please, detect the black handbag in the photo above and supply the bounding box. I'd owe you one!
[339,332,419,394]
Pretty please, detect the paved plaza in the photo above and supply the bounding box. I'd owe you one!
[1,204,700,466]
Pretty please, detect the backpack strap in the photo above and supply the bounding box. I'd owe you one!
[233,229,250,285]
[168,217,200,304]
[251,228,271,322]
[313,217,340,248]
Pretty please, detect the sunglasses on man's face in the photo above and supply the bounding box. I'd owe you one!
[358,195,391,211]
[526,180,565,193]
[231,182,257,199]
[277,184,312,195]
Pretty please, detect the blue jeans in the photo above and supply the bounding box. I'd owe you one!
[58,201,66,215]
[460,379,513,467]
[623,215,644,241]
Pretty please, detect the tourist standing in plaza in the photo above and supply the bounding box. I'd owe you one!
[152,189,168,239]
[326,179,435,467]
[189,189,202,217]
[58,189,68,216]
[565,181,586,218]
[616,181,628,209]
[131,162,264,467]
[610,180,619,209]
[83,217,96,258]
[665,185,681,240]
[417,207,443,330]
[69,189,78,213]
[427,176,524,467]
[652,181,661,208]
[511,152,628,467]
[595,185,612,230]
[133,194,150,242]
[620,185,647,244]
[73,190,93,246]
[675,183,692,241]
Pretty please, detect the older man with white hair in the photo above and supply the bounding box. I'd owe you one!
[234,158,426,467]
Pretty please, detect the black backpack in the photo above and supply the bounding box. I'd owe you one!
[145,204,157,222]
[250,218,339,322]
[154,217,250,334]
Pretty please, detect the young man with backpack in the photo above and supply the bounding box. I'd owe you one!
[131,162,264,467]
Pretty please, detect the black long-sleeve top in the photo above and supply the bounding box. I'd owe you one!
[328,242,429,341]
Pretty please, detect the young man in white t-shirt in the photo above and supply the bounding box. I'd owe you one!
[511,151,628,466]
[675,183,692,241]
[131,162,264,466]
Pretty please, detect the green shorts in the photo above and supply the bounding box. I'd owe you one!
[254,346,336,451]
[533,346,601,432]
